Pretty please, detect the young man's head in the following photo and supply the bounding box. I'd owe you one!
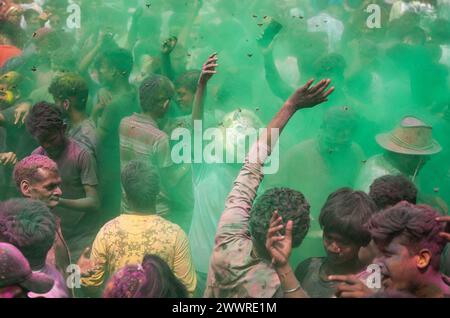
[139,75,175,118]
[249,188,311,260]
[0,198,56,269]
[319,188,377,265]
[367,202,447,294]
[103,254,188,298]
[48,72,89,115]
[13,155,62,209]
[174,70,200,114]
[26,101,67,159]
[121,160,160,214]
[369,175,417,210]
[95,49,133,87]
[320,106,357,150]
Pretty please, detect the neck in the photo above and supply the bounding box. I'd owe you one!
[412,271,449,298]
[322,257,364,276]
[384,152,415,176]
[125,206,157,216]
[70,110,87,126]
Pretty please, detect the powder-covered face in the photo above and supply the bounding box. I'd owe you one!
[374,236,422,293]
[323,231,361,265]
[25,168,63,209]
[176,86,194,114]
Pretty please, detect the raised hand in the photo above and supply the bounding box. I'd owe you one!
[0,152,17,166]
[161,36,178,55]
[14,102,31,125]
[265,211,293,267]
[198,53,218,86]
[286,79,334,110]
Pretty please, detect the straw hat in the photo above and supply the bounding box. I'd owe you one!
[376,116,442,155]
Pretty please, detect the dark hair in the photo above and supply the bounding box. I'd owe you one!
[319,188,377,246]
[139,75,174,113]
[367,202,446,270]
[174,70,201,93]
[369,175,417,210]
[0,199,56,268]
[103,254,188,298]
[249,188,310,257]
[48,73,89,112]
[95,48,133,79]
[25,101,64,138]
[121,161,160,212]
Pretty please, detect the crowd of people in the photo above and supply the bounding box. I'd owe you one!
[0,0,449,298]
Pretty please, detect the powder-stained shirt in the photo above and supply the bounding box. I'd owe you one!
[204,157,282,298]
[81,214,197,295]
[32,139,98,238]
[67,119,97,156]
[119,113,172,169]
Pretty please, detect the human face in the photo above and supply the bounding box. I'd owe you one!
[323,232,361,265]
[97,61,116,87]
[35,129,67,159]
[23,168,63,209]
[374,236,422,292]
[176,86,194,114]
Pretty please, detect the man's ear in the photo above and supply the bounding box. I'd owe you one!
[20,180,32,198]
[416,249,432,269]
[63,99,70,111]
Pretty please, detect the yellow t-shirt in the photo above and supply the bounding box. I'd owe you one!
[81,214,196,295]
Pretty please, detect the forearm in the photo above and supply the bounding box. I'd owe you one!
[275,264,308,298]
[161,53,175,80]
[192,82,206,122]
[79,44,102,74]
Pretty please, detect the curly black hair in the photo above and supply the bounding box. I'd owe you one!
[174,70,201,93]
[369,175,417,210]
[25,101,64,138]
[95,48,134,79]
[249,188,310,257]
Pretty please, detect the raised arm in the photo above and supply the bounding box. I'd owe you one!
[192,53,218,123]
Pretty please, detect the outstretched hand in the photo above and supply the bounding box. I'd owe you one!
[198,53,218,86]
[329,275,375,298]
[161,36,178,55]
[286,79,334,110]
[0,152,17,166]
[265,211,293,267]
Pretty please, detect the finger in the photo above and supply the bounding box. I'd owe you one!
[268,224,284,237]
[202,71,217,75]
[14,113,19,125]
[308,79,328,94]
[336,283,361,293]
[322,86,335,98]
[284,220,293,241]
[310,79,331,96]
[338,291,362,298]
[439,232,450,241]
[269,211,279,226]
[436,216,450,222]
[328,275,360,285]
[209,52,218,59]
[301,79,314,91]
